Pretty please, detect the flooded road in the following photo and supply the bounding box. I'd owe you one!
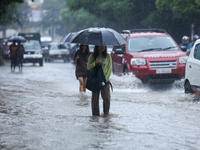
[0,62,200,150]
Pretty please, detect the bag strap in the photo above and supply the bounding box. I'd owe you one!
[106,81,113,92]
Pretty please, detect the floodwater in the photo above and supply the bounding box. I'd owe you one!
[0,61,200,150]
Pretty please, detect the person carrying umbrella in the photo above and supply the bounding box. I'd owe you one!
[73,44,90,98]
[9,40,18,72]
[87,46,112,116]
[16,41,25,72]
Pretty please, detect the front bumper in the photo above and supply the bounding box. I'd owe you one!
[23,54,43,63]
[129,64,185,81]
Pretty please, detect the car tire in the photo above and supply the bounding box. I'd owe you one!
[142,80,148,84]
[185,80,193,93]
[123,66,129,75]
[63,57,67,63]
[39,59,43,66]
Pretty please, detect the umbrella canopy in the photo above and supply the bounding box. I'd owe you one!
[70,27,127,46]
[58,32,76,45]
[8,36,26,42]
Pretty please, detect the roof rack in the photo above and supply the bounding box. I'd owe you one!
[122,28,168,34]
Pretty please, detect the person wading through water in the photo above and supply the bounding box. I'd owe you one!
[16,41,25,72]
[9,40,18,72]
[87,46,112,116]
[73,44,90,99]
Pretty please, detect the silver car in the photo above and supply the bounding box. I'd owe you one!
[45,42,70,63]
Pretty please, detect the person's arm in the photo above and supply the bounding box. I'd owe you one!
[73,55,79,64]
[104,54,112,82]
[73,51,79,64]
[87,54,96,70]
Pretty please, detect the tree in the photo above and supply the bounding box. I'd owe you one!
[0,0,34,26]
[65,0,157,31]
[156,0,200,42]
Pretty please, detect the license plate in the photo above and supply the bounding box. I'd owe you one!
[156,69,171,74]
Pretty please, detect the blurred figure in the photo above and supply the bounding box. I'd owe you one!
[9,40,17,71]
[179,36,192,53]
[73,44,90,97]
[191,34,199,47]
[16,41,25,72]
[3,42,9,64]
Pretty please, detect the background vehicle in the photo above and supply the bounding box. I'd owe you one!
[45,42,70,63]
[23,40,43,66]
[41,36,52,57]
[184,39,200,95]
[111,29,188,83]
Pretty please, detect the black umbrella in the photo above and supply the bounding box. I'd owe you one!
[70,27,127,46]
[58,32,76,45]
[8,36,26,42]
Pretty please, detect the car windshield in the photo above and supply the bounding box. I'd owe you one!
[49,44,66,50]
[23,41,41,50]
[128,36,179,52]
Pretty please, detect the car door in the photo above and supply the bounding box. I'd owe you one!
[187,43,200,86]
[111,45,125,74]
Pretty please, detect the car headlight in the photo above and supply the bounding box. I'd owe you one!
[130,58,146,65]
[179,56,188,64]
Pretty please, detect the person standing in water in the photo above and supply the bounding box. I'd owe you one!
[16,41,25,72]
[9,40,18,72]
[87,46,112,116]
[73,44,90,97]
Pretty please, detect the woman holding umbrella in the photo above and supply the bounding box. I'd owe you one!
[16,41,25,72]
[87,46,112,116]
[73,44,90,97]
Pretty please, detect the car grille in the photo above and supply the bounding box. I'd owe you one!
[24,51,35,54]
[149,60,177,69]
[148,74,179,79]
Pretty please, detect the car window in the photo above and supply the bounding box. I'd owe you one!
[194,44,200,60]
[23,41,41,50]
[49,44,67,50]
[128,36,179,52]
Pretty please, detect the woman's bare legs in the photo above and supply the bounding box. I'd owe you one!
[78,77,87,92]
[83,77,87,92]
[78,77,84,92]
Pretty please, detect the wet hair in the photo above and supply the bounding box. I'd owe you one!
[93,46,107,60]
[80,44,89,55]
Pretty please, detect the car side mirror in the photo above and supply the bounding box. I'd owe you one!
[115,48,124,54]
[180,45,187,52]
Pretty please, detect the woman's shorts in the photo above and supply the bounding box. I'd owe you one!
[76,73,88,80]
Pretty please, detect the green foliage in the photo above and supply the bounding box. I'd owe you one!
[156,0,200,17]
[0,0,27,25]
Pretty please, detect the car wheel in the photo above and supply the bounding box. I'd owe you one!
[63,57,67,63]
[185,81,193,93]
[142,80,148,84]
[39,59,43,66]
[123,66,129,75]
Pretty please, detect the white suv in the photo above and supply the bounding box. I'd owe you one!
[23,40,43,66]
[184,39,200,95]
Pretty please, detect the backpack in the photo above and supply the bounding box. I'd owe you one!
[86,63,106,92]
